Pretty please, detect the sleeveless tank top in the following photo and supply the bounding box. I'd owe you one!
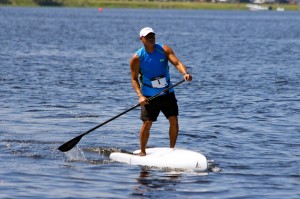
[136,44,174,96]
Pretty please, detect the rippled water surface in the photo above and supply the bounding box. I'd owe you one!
[1,7,300,198]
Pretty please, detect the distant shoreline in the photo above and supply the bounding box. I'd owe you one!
[1,0,299,11]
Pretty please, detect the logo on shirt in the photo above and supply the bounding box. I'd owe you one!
[160,59,164,62]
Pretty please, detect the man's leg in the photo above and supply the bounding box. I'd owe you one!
[168,116,178,148]
[139,120,152,156]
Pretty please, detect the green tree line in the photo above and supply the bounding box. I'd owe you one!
[0,0,64,5]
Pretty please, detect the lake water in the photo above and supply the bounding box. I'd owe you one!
[0,7,299,198]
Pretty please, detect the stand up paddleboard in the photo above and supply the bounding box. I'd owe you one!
[109,147,207,171]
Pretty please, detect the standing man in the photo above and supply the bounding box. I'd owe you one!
[130,27,192,156]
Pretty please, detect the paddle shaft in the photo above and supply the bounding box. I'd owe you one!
[58,79,185,152]
[81,79,184,136]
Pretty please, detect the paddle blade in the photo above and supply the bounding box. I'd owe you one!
[58,134,84,152]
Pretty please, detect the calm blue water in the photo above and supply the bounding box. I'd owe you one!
[1,7,300,198]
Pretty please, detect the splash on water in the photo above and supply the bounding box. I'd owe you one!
[207,160,222,173]
[64,146,87,162]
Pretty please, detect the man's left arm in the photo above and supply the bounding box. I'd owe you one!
[163,45,192,81]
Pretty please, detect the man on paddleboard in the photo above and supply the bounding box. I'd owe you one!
[130,27,192,156]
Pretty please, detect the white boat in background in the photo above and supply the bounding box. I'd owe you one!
[276,7,285,11]
[246,4,269,11]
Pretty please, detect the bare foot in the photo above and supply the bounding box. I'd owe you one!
[139,152,146,156]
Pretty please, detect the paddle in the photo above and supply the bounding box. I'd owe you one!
[58,79,185,152]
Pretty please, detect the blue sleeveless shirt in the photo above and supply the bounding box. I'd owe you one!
[136,44,174,96]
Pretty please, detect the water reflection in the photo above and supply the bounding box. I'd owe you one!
[133,169,181,197]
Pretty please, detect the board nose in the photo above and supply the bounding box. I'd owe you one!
[196,160,208,171]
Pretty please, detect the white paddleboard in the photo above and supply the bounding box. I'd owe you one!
[109,147,207,171]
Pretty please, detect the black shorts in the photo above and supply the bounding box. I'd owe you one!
[140,92,178,122]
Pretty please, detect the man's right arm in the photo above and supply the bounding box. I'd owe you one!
[130,54,147,105]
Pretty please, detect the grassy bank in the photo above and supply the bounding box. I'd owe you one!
[70,0,246,10]
[1,0,299,11]
[81,1,298,11]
